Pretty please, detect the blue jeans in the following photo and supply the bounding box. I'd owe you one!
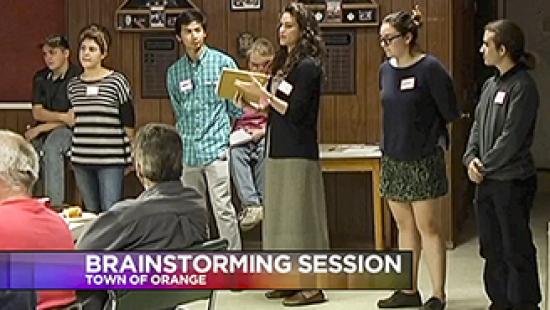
[72,164,125,213]
[32,127,72,207]
[229,138,265,207]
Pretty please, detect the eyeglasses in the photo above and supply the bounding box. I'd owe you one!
[379,33,402,46]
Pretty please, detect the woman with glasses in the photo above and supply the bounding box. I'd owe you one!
[376,7,460,310]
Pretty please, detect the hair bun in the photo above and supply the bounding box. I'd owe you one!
[411,5,423,27]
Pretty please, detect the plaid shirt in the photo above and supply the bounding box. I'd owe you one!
[167,47,242,166]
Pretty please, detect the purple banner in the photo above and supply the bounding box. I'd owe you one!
[0,251,411,290]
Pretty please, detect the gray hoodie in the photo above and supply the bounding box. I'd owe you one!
[463,64,539,180]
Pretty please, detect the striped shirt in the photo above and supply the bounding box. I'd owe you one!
[67,71,135,166]
[167,47,243,167]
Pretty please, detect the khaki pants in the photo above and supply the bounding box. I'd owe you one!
[182,158,242,250]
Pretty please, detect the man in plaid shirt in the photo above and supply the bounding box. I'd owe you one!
[167,10,242,250]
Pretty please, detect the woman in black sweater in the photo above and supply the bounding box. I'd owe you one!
[237,2,329,307]
[376,7,460,310]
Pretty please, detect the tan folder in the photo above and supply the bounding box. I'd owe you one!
[216,68,269,102]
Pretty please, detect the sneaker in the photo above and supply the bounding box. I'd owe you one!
[377,291,422,308]
[239,206,263,231]
[423,297,446,310]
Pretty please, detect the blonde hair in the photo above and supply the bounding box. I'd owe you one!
[0,130,39,192]
[246,37,275,60]
[79,24,111,54]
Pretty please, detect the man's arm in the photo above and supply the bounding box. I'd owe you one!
[31,104,73,126]
[24,122,65,141]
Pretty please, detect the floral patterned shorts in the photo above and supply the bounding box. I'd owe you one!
[381,147,448,202]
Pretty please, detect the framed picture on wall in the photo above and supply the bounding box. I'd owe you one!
[230,0,262,11]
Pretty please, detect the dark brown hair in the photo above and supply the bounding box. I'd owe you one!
[42,34,70,50]
[271,2,325,77]
[485,19,536,69]
[175,9,207,35]
[79,24,111,54]
[382,6,423,53]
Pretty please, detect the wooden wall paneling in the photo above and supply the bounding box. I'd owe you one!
[450,0,476,246]
[426,0,453,246]
[319,96,337,143]
[227,9,248,67]
[260,0,282,48]
[247,9,262,46]
[391,0,413,12]
[0,110,4,130]
[333,174,373,249]
[333,32,365,143]
[426,0,451,66]
[4,111,18,132]
[66,0,89,63]
[201,1,228,51]
[415,0,428,50]
[363,29,383,144]
[160,99,175,125]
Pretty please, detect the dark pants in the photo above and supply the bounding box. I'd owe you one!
[475,176,540,310]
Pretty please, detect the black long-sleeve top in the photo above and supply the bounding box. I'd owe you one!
[463,64,539,180]
[268,57,322,160]
[380,55,460,161]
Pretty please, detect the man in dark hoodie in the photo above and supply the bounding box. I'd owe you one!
[77,123,209,309]
[463,19,540,310]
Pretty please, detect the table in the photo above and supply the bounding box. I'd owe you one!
[319,144,385,249]
[59,212,98,241]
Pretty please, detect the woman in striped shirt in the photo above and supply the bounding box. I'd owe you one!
[67,24,135,213]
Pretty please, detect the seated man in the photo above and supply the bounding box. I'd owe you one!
[25,34,81,208]
[0,130,77,310]
[77,123,209,308]
[230,38,274,231]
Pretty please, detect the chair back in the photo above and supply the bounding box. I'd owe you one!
[108,238,228,310]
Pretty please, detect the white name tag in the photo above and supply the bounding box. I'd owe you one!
[278,80,293,96]
[400,77,415,91]
[494,91,506,104]
[179,79,193,92]
[86,86,99,96]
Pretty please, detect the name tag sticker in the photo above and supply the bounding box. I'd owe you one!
[180,79,193,93]
[400,77,415,91]
[494,91,506,104]
[278,80,293,96]
[86,86,99,96]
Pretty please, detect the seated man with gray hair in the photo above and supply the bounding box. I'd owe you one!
[77,123,209,309]
[78,123,209,250]
[0,130,77,309]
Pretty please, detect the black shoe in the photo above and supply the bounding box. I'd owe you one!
[423,297,446,310]
[377,291,422,308]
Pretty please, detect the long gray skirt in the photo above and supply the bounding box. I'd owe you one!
[262,158,330,250]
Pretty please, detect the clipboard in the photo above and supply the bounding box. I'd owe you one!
[216,68,269,102]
